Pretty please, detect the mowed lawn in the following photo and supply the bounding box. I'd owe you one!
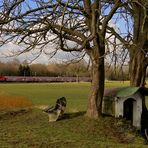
[0,81,148,147]
[0,81,130,112]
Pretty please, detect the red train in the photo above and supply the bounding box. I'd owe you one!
[0,76,91,83]
[0,76,7,82]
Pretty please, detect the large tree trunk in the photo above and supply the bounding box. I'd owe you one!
[129,51,146,87]
[86,36,105,118]
[86,58,104,118]
[84,0,119,119]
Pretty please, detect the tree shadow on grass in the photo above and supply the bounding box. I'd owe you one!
[59,111,86,121]
[0,108,31,120]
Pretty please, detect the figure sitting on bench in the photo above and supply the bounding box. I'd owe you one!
[43,97,67,122]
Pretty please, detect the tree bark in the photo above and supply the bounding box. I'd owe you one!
[129,2,148,87]
[86,37,105,118]
[86,58,104,118]
[129,50,146,87]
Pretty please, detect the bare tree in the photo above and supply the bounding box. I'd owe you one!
[0,0,121,118]
[128,0,148,86]
[106,0,148,86]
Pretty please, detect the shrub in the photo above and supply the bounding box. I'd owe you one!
[0,93,32,110]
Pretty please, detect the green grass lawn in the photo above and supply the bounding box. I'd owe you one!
[0,82,90,112]
[0,81,148,147]
[0,81,130,112]
[0,108,146,148]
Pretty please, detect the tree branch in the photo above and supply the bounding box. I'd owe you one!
[101,0,122,36]
[106,25,130,49]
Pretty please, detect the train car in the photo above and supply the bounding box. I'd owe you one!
[0,76,7,82]
[2,76,91,82]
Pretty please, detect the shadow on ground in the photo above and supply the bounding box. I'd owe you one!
[59,111,86,120]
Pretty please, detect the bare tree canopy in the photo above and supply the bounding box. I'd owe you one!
[0,0,122,118]
[0,0,122,54]
[127,0,148,86]
[102,0,148,86]
[116,0,148,86]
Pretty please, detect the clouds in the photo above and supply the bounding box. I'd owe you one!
[0,41,82,64]
[0,42,47,63]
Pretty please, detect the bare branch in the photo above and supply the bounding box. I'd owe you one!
[101,0,122,36]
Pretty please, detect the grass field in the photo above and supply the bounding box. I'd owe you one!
[0,81,130,112]
[0,81,148,147]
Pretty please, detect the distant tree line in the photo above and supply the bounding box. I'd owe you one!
[0,59,90,77]
[0,59,134,80]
